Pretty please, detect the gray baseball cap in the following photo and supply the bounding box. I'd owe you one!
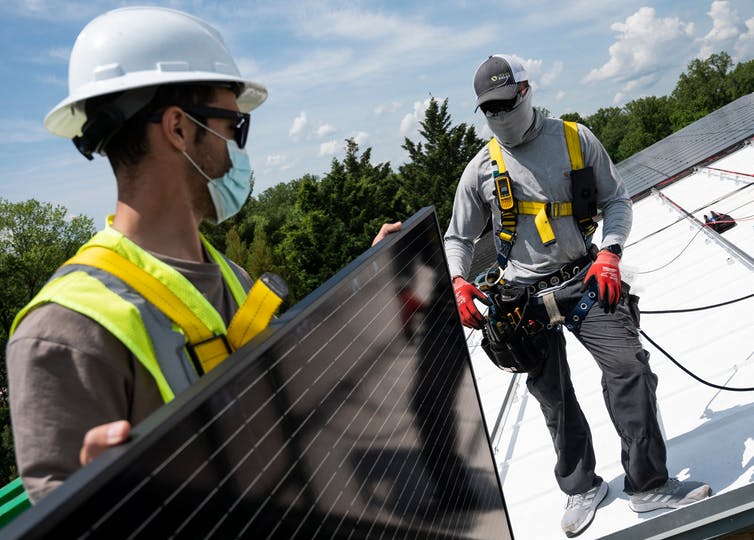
[474,54,528,107]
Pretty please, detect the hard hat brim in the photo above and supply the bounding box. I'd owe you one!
[45,71,268,139]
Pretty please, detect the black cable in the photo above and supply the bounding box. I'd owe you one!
[635,225,704,274]
[640,329,754,392]
[635,213,754,275]
[641,292,754,314]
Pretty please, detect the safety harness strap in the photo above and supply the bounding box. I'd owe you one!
[488,121,596,268]
[564,121,598,238]
[563,121,583,170]
[64,246,284,376]
[488,139,517,267]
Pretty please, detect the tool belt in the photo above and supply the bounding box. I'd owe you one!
[480,286,549,374]
[527,246,597,294]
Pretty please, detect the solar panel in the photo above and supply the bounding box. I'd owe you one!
[4,207,512,540]
[617,92,754,197]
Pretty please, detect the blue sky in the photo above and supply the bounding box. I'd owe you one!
[1,0,753,226]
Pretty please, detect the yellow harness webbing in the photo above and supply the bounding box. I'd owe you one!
[563,121,583,170]
[488,121,587,253]
[64,246,284,376]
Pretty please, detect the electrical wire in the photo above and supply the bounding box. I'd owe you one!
[635,214,754,275]
[635,224,705,274]
[640,329,754,392]
[640,292,754,314]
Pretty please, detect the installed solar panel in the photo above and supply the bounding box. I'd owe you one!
[617,92,754,197]
[4,207,512,540]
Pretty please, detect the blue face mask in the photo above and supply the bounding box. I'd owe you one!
[182,115,252,224]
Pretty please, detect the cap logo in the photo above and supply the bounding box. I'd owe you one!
[490,72,511,84]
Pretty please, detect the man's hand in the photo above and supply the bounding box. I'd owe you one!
[581,250,621,312]
[453,276,490,329]
[372,221,402,246]
[79,420,131,466]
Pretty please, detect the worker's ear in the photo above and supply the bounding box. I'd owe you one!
[159,106,193,152]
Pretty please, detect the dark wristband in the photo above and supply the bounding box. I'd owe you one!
[602,244,622,258]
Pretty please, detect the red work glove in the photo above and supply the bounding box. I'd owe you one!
[581,250,621,313]
[453,276,490,329]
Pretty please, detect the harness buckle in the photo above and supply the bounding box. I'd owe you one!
[187,334,232,376]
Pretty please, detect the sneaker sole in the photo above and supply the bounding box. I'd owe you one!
[564,481,609,538]
[629,485,712,513]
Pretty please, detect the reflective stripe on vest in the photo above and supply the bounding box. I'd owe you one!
[10,226,250,403]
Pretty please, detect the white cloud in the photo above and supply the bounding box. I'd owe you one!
[316,123,336,138]
[266,154,285,166]
[734,17,754,60]
[700,0,742,59]
[351,131,369,146]
[260,49,355,89]
[583,7,695,103]
[0,118,51,143]
[319,140,339,156]
[37,74,66,87]
[539,61,564,88]
[258,7,498,91]
[585,7,695,84]
[611,74,656,104]
[288,111,308,141]
[264,153,294,172]
[555,90,566,102]
[48,47,70,62]
[28,46,71,65]
[235,56,262,79]
[374,101,403,116]
[399,97,436,136]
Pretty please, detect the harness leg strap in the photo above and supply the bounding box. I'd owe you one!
[542,291,565,325]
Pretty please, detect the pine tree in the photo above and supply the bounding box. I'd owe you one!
[399,99,483,231]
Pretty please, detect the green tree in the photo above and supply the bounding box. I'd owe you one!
[279,140,402,298]
[586,107,629,161]
[0,198,95,484]
[560,112,591,130]
[728,58,754,100]
[670,52,734,130]
[616,96,674,161]
[400,98,483,230]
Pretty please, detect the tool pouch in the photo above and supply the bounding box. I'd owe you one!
[480,286,549,374]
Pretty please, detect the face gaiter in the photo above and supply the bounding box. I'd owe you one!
[486,90,535,148]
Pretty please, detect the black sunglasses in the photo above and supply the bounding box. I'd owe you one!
[150,105,250,149]
[480,93,522,117]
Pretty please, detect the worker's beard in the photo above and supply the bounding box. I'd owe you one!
[486,91,536,148]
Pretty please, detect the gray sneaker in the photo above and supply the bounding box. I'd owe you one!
[561,480,608,537]
[629,478,712,512]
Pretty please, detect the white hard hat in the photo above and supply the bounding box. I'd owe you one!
[45,6,268,139]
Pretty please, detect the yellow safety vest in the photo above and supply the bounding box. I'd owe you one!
[11,224,284,403]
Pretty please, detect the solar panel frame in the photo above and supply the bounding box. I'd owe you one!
[4,207,513,540]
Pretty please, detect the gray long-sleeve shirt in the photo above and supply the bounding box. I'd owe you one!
[444,116,632,285]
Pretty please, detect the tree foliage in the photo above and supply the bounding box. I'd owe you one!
[670,52,734,130]
[278,140,404,297]
[400,99,483,230]
[557,52,753,162]
[616,96,674,161]
[0,198,95,484]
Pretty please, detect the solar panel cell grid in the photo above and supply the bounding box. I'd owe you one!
[5,208,512,540]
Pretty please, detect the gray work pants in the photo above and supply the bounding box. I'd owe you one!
[524,277,669,495]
